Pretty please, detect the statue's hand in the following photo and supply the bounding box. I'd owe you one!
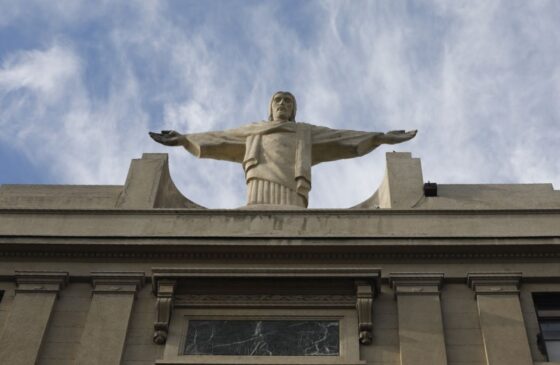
[387,129,416,135]
[380,129,417,144]
[149,130,185,146]
[387,129,417,138]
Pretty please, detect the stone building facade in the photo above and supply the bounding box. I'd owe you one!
[0,152,559,365]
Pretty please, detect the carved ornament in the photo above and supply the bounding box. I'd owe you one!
[153,280,176,345]
[355,281,374,345]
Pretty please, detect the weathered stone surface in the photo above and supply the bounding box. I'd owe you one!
[0,184,121,209]
[468,273,533,365]
[355,152,424,209]
[390,273,447,365]
[75,272,144,365]
[0,271,67,365]
[1,208,559,238]
[116,153,202,209]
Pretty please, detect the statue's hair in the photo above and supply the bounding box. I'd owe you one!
[268,91,297,122]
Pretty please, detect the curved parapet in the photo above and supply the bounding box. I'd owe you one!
[352,152,424,209]
[116,153,205,209]
[352,152,560,210]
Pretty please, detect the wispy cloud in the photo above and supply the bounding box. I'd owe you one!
[0,45,79,99]
[0,0,558,208]
[0,42,149,184]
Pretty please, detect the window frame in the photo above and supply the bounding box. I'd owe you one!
[533,292,560,362]
[151,266,380,365]
[157,308,363,365]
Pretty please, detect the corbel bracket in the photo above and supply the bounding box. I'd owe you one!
[355,280,375,345]
[153,280,176,345]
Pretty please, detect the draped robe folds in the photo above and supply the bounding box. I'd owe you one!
[182,121,415,207]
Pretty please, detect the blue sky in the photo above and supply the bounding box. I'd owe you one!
[0,0,559,208]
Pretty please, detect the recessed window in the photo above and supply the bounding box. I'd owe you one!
[183,319,339,356]
[533,293,560,361]
[161,308,360,365]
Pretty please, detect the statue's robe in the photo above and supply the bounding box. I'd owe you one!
[182,121,415,207]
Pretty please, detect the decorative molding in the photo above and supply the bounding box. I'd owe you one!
[3,207,560,215]
[91,271,144,295]
[467,272,522,297]
[175,294,356,308]
[2,249,560,261]
[152,267,381,347]
[389,273,444,297]
[355,281,373,345]
[152,267,381,292]
[153,280,176,345]
[15,270,68,294]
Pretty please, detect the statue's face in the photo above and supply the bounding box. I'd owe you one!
[271,93,294,121]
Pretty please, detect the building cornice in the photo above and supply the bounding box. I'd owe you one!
[2,207,560,215]
[1,209,560,238]
[1,247,560,261]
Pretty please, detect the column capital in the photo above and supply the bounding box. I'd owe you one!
[389,272,444,297]
[467,272,521,296]
[15,271,68,293]
[91,272,145,295]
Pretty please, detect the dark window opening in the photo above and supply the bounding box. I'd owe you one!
[533,293,560,361]
[183,319,339,356]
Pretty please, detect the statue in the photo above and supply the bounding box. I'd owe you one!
[150,91,416,208]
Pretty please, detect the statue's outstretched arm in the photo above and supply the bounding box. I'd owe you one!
[310,125,417,165]
[149,128,247,163]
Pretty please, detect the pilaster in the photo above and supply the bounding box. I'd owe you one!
[76,272,144,365]
[0,271,68,365]
[467,272,532,365]
[390,273,447,365]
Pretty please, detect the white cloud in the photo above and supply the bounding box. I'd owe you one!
[0,0,559,208]
[0,45,80,101]
[0,43,149,185]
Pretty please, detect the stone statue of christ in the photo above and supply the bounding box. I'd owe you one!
[150,91,416,208]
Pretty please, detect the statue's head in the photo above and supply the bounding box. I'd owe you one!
[268,91,297,122]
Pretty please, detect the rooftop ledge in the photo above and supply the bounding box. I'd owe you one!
[0,208,559,238]
[1,151,560,238]
[1,152,559,211]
